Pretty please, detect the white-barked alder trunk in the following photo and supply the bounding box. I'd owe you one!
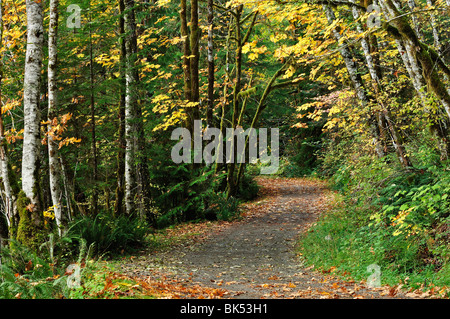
[47,0,64,234]
[22,0,44,215]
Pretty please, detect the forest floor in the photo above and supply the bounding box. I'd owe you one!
[111,177,414,299]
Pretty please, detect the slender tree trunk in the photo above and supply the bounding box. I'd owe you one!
[22,0,44,216]
[180,0,192,108]
[206,0,214,127]
[226,6,245,198]
[60,157,75,220]
[190,0,200,113]
[123,0,154,223]
[115,0,126,217]
[351,0,412,166]
[322,3,386,160]
[215,17,233,173]
[381,0,450,117]
[88,1,98,214]
[124,0,138,215]
[378,0,449,159]
[406,0,424,41]
[427,0,442,55]
[47,0,65,234]
[226,9,259,197]
[0,0,15,241]
[235,63,289,187]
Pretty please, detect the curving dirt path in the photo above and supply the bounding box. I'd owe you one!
[117,177,408,299]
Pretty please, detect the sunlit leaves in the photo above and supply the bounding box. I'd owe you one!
[42,113,81,149]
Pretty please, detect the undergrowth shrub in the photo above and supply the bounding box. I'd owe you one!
[300,130,450,292]
[0,239,71,298]
[155,168,257,227]
[206,192,240,221]
[65,213,150,257]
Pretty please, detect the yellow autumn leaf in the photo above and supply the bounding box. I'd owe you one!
[248,52,259,61]
[242,42,252,54]
[282,65,295,79]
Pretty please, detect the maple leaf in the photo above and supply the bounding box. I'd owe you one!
[26,203,35,212]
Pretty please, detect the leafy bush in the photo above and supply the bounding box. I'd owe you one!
[237,173,259,201]
[65,213,150,256]
[205,192,241,221]
[0,240,69,299]
[299,131,450,291]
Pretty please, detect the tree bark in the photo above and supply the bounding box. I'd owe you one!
[381,0,450,118]
[124,0,138,215]
[226,9,260,197]
[350,0,412,166]
[190,0,200,106]
[115,0,126,217]
[22,0,44,217]
[322,3,386,159]
[0,0,15,240]
[378,0,449,159]
[180,0,192,105]
[206,0,214,127]
[124,0,154,223]
[89,0,98,214]
[47,0,65,234]
[427,0,443,57]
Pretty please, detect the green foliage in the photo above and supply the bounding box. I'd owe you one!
[299,130,450,290]
[207,192,241,221]
[0,240,69,299]
[237,173,259,201]
[65,213,150,257]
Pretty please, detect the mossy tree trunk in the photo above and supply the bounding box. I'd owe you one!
[226,7,258,198]
[16,191,46,251]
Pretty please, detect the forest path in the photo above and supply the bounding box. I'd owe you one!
[117,177,407,299]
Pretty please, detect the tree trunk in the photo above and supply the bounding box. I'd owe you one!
[206,0,214,127]
[350,0,412,166]
[0,0,15,240]
[123,0,154,223]
[190,0,200,113]
[406,0,424,41]
[22,0,44,216]
[378,0,449,159]
[322,3,386,159]
[427,0,442,55]
[215,17,233,173]
[18,0,45,250]
[381,0,450,118]
[180,0,192,125]
[115,0,126,217]
[89,0,98,214]
[47,0,65,234]
[124,0,138,215]
[226,6,243,198]
[226,9,259,197]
